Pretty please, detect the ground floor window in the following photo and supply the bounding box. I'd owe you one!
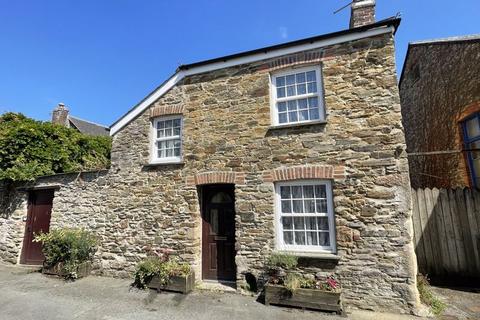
[274,180,336,253]
[462,113,480,187]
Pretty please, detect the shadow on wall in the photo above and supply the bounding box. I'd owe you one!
[412,187,480,285]
[0,187,26,219]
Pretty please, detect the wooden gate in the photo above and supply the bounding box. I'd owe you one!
[411,188,480,278]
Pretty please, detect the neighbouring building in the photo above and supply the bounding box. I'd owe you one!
[400,35,480,188]
[0,1,420,313]
[52,103,110,136]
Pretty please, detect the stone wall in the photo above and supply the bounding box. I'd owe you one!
[0,186,28,264]
[0,32,419,313]
[400,40,480,188]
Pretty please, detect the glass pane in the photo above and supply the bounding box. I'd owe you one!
[281,200,292,213]
[276,76,285,87]
[174,148,180,157]
[279,113,288,124]
[305,217,317,230]
[286,74,295,85]
[173,118,181,127]
[473,157,480,179]
[167,140,174,148]
[288,111,298,122]
[294,232,306,245]
[165,120,173,128]
[280,186,291,199]
[317,217,329,230]
[158,141,165,149]
[157,148,164,158]
[174,140,181,148]
[287,85,296,97]
[466,116,480,138]
[283,231,294,245]
[299,110,309,121]
[303,186,314,198]
[282,217,293,230]
[210,209,219,234]
[211,192,232,204]
[157,129,164,138]
[319,232,330,246]
[306,71,316,82]
[173,127,181,136]
[298,98,308,109]
[307,232,318,245]
[166,149,173,157]
[316,199,327,213]
[293,200,303,213]
[296,73,306,83]
[297,84,306,95]
[293,217,305,230]
[315,185,326,198]
[287,100,297,110]
[304,199,315,213]
[308,97,318,107]
[165,128,172,136]
[157,121,165,129]
[292,186,302,198]
[309,108,320,120]
[277,87,286,98]
[278,101,287,112]
[307,82,317,93]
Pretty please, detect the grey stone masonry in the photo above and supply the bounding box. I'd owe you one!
[0,31,419,314]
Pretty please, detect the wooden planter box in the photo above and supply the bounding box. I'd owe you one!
[264,284,342,314]
[42,261,92,279]
[147,272,195,294]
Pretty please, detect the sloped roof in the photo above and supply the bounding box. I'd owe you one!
[68,116,110,136]
[399,33,480,86]
[109,17,401,136]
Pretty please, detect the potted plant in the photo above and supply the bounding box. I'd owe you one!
[34,228,97,280]
[133,249,194,294]
[264,253,343,314]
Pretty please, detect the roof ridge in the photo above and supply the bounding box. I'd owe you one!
[68,115,109,129]
[409,33,480,46]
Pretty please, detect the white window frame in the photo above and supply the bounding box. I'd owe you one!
[150,115,183,164]
[269,65,325,126]
[274,179,336,253]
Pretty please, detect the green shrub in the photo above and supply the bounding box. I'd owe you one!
[0,112,111,182]
[133,255,191,289]
[417,275,446,316]
[266,253,298,270]
[34,228,97,279]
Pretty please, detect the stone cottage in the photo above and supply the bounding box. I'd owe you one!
[0,0,420,314]
[400,35,480,189]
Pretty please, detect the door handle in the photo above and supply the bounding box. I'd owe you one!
[214,236,227,241]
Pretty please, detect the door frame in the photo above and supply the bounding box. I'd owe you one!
[20,188,55,265]
[200,184,237,282]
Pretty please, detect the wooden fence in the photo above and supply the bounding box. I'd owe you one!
[411,188,480,278]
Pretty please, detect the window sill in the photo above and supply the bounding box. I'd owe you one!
[268,120,327,130]
[144,161,185,168]
[275,250,340,261]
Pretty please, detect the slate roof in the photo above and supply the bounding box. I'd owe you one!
[68,116,110,136]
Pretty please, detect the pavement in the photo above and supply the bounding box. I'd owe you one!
[0,264,420,320]
[431,286,480,320]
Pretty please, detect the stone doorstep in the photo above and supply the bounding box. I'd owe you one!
[347,310,421,320]
[5,263,42,275]
[196,280,237,293]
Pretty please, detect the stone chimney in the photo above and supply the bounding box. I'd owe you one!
[52,103,69,126]
[350,0,376,28]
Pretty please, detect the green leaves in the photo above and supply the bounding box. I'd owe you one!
[0,112,111,182]
[34,228,97,280]
[133,256,192,289]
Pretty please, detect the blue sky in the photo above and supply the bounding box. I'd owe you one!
[1,0,479,126]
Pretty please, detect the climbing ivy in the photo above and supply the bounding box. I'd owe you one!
[0,112,111,182]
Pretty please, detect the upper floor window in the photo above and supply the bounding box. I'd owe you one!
[151,115,182,164]
[271,66,325,126]
[462,113,480,187]
[275,180,336,253]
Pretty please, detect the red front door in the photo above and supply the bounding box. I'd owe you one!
[202,185,236,282]
[21,189,54,265]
